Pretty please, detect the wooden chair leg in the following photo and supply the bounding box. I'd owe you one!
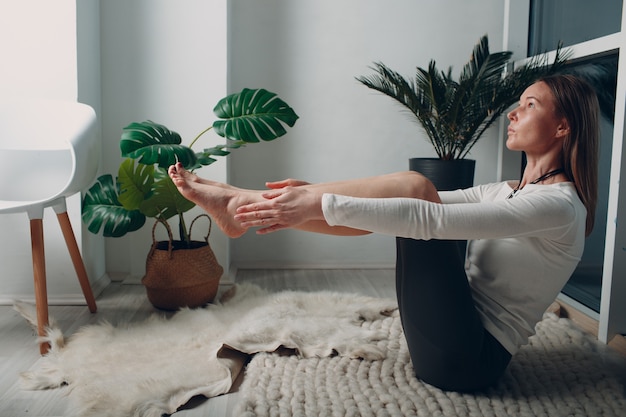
[56,211,97,313]
[29,218,50,355]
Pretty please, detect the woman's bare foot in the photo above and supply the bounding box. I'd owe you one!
[167,163,240,190]
[168,163,253,238]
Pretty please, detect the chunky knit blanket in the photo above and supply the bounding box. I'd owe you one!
[236,312,626,417]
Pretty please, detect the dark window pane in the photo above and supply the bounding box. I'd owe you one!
[529,0,623,55]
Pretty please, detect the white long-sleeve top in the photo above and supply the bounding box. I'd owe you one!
[321,181,586,355]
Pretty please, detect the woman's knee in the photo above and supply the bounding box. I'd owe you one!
[394,171,440,202]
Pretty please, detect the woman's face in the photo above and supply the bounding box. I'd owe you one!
[506,81,569,156]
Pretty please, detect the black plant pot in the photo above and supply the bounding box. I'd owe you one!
[408,158,476,191]
[397,158,477,274]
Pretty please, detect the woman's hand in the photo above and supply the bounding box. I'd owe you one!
[234,187,324,234]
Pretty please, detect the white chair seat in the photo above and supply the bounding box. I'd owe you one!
[0,97,100,354]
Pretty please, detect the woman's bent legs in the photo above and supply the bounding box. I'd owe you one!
[168,163,510,389]
[395,238,511,392]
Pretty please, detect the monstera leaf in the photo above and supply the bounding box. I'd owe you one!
[195,141,246,166]
[82,88,298,242]
[117,158,154,211]
[213,88,299,142]
[120,121,198,169]
[82,174,146,238]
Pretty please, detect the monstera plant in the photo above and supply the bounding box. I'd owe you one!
[82,88,299,244]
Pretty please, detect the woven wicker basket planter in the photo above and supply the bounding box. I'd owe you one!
[142,215,223,311]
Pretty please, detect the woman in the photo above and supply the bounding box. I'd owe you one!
[168,74,599,392]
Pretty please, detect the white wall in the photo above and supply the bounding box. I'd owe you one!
[100,0,229,280]
[0,0,510,292]
[0,0,77,101]
[228,0,506,268]
[77,0,106,289]
[0,0,103,302]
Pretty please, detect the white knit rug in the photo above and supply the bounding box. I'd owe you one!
[236,313,626,417]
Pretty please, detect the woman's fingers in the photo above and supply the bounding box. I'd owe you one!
[234,195,284,227]
[235,193,283,215]
[235,209,277,225]
[234,187,322,233]
[236,214,288,234]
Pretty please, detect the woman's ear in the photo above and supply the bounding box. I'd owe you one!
[555,118,570,139]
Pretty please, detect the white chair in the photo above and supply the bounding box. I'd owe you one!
[0,98,99,354]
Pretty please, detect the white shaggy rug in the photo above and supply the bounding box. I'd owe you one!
[236,312,626,417]
[15,284,396,417]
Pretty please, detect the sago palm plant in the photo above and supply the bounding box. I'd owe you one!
[356,35,569,160]
[82,88,299,243]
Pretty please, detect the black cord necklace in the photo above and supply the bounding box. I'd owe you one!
[507,168,564,199]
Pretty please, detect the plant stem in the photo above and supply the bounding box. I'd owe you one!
[188,126,214,149]
[179,215,190,244]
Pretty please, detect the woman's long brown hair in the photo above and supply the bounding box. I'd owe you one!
[540,74,599,236]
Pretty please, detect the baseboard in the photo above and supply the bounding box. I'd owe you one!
[109,264,381,287]
[0,272,111,306]
[557,292,600,321]
[231,262,396,270]
[557,293,626,357]
[224,265,237,284]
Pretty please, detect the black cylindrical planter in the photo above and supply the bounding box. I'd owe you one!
[397,158,477,278]
[408,158,476,191]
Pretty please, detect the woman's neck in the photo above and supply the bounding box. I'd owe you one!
[519,157,566,189]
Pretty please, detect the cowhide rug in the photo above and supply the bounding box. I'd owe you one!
[15,284,397,417]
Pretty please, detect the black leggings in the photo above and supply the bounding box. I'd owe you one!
[395,237,512,392]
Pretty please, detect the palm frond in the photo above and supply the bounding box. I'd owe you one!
[356,35,571,159]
